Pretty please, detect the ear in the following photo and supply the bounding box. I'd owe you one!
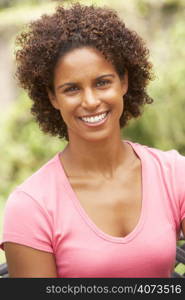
[47,88,60,110]
[120,69,128,96]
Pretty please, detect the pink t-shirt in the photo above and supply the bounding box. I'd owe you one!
[1,140,185,277]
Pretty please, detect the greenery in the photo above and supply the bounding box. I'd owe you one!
[0,93,66,202]
[123,4,185,153]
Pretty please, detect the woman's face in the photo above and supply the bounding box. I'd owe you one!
[48,46,128,142]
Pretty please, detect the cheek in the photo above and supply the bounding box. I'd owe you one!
[102,88,117,99]
[109,91,124,110]
[57,99,78,123]
[103,87,123,102]
[113,92,124,117]
[118,97,124,117]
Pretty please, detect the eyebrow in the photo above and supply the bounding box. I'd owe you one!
[56,74,115,90]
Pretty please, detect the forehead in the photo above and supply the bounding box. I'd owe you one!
[54,47,116,81]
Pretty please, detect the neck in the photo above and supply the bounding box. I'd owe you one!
[61,132,130,179]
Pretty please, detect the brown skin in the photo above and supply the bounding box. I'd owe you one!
[4,243,57,277]
[4,47,185,278]
[48,47,129,177]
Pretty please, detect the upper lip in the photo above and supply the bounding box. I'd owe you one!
[78,111,109,118]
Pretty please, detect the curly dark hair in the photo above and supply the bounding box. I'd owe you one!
[15,2,154,141]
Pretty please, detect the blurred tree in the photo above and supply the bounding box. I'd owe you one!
[0,0,50,9]
[123,15,185,154]
[0,0,13,9]
[0,92,66,202]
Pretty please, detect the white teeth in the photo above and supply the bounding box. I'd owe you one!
[81,112,108,123]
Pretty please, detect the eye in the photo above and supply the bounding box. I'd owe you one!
[64,86,79,93]
[96,79,111,87]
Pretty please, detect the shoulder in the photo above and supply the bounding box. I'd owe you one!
[9,152,63,209]
[128,140,184,168]
[127,139,185,190]
[128,140,185,196]
[129,140,185,225]
[1,154,63,253]
[139,142,185,171]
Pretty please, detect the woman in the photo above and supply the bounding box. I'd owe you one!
[0,3,185,278]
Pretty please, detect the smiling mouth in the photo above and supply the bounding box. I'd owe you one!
[78,111,109,124]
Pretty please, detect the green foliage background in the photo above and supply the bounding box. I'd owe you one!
[0,0,185,269]
[0,93,66,203]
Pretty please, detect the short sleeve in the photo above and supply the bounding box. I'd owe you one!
[0,189,53,253]
[175,151,185,222]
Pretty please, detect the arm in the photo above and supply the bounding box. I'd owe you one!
[4,242,57,278]
[182,219,185,239]
[2,190,57,277]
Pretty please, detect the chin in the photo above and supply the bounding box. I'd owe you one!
[79,130,116,143]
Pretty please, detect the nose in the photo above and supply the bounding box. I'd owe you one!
[81,88,101,110]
